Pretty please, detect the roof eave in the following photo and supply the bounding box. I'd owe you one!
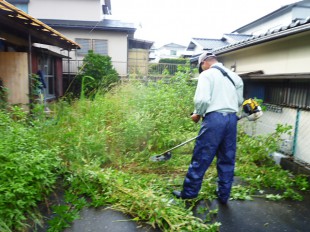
[215,23,310,55]
[44,24,136,33]
[0,0,80,50]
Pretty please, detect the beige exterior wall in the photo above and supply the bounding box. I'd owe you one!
[28,0,103,21]
[56,29,129,77]
[0,52,29,107]
[128,49,149,76]
[219,31,310,75]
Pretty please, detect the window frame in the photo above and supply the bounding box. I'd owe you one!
[75,38,108,56]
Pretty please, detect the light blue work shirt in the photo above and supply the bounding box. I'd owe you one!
[193,63,244,116]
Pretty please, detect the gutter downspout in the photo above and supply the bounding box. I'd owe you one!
[126,34,129,78]
[67,49,70,81]
[28,33,33,110]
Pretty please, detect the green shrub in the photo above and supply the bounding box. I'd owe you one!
[159,58,188,64]
[77,50,119,98]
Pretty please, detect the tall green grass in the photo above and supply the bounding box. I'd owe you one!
[0,108,61,231]
[43,77,199,169]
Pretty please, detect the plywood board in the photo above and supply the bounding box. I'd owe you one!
[0,52,29,107]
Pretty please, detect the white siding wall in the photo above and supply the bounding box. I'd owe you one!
[56,29,129,77]
[28,0,103,21]
[155,46,186,59]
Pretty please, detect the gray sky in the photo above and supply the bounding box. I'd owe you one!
[112,0,299,47]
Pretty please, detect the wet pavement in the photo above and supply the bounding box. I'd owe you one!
[63,208,160,232]
[63,189,310,232]
[196,195,310,232]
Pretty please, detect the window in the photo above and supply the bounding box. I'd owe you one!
[76,39,91,56]
[245,79,310,109]
[170,50,177,56]
[15,3,28,12]
[37,55,55,99]
[93,39,108,55]
[6,0,29,13]
[76,38,108,56]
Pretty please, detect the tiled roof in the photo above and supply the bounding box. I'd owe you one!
[159,43,186,49]
[39,19,136,33]
[188,35,252,62]
[191,38,229,50]
[214,17,310,55]
[223,33,253,43]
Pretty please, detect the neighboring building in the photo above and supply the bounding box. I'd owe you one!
[38,19,136,78]
[193,1,310,164]
[150,43,186,62]
[185,34,253,57]
[7,0,137,79]
[232,0,310,35]
[0,0,79,108]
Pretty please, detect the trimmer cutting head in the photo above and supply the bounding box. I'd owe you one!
[149,152,172,162]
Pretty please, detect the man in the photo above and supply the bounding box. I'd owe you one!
[173,52,244,204]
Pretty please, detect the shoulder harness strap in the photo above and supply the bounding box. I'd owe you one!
[211,66,235,87]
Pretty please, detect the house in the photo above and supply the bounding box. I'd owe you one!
[185,34,253,57]
[232,0,310,35]
[0,0,79,108]
[6,0,138,82]
[39,19,136,78]
[192,1,310,164]
[150,43,186,63]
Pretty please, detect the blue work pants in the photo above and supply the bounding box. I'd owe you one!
[182,112,238,203]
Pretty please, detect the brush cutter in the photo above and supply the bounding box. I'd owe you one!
[149,98,263,162]
[149,128,207,162]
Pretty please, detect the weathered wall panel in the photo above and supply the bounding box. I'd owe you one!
[0,52,29,107]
